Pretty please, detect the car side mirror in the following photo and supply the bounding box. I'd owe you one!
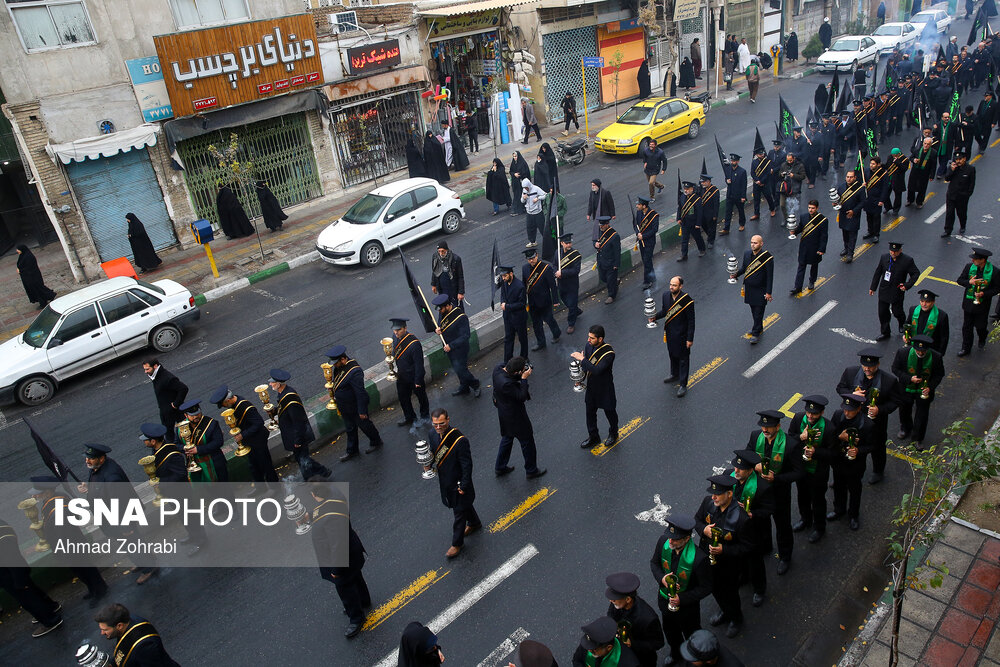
[385,213,395,222]
[48,339,63,348]
[654,119,663,124]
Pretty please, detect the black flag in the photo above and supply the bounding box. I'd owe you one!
[24,417,80,482]
[490,239,500,311]
[826,71,840,114]
[676,169,683,220]
[399,250,437,333]
[987,0,998,17]
[835,81,849,113]
[936,44,946,63]
[778,95,795,140]
[701,157,708,179]
[969,6,987,45]
[714,135,733,180]
[753,127,765,156]
[814,84,829,117]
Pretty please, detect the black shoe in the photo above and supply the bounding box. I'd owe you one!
[580,437,600,448]
[320,468,333,479]
[958,349,971,357]
[365,440,383,454]
[941,232,951,238]
[808,529,824,543]
[849,518,860,531]
[676,255,688,262]
[897,430,910,439]
[960,228,966,234]
[663,375,679,384]
[868,472,884,485]
[451,388,470,396]
[495,465,515,477]
[876,333,890,341]
[31,618,63,638]
[826,511,843,521]
[839,250,848,257]
[792,520,810,532]
[698,251,706,257]
[862,233,873,240]
[676,386,687,397]
[531,344,546,352]
[726,620,742,638]
[186,544,202,557]
[978,342,987,350]
[871,236,879,243]
[752,593,765,607]
[340,451,359,462]
[664,655,679,666]
[789,289,801,296]
[776,560,790,575]
[397,418,414,427]
[526,468,548,480]
[472,386,482,398]
[344,623,362,638]
[708,611,726,626]
[604,433,619,448]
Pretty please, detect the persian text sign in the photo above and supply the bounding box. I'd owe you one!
[153,14,321,117]
[347,39,402,75]
[427,10,501,40]
[672,0,700,21]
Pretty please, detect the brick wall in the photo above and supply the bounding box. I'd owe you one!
[306,110,341,197]
[310,3,417,39]
[146,138,199,250]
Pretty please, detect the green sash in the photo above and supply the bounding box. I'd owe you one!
[586,638,622,667]
[183,418,218,483]
[910,305,939,334]
[755,430,786,472]
[800,415,826,474]
[659,539,696,597]
[905,348,932,394]
[966,263,993,300]
[730,469,758,506]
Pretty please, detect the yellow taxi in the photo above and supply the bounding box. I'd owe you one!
[594,97,705,156]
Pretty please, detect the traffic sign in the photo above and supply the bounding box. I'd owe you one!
[583,57,604,68]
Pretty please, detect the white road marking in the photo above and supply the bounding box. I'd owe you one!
[251,288,281,301]
[265,293,322,319]
[830,327,878,344]
[953,234,991,246]
[372,544,539,667]
[477,628,531,667]
[742,300,839,379]
[177,325,279,370]
[669,143,705,160]
[635,494,673,526]
[924,205,946,225]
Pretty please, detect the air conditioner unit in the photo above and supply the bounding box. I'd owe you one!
[329,10,360,34]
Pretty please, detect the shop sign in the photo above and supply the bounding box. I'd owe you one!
[125,56,175,122]
[347,39,402,75]
[603,17,640,33]
[427,10,501,39]
[153,14,322,118]
[672,0,701,21]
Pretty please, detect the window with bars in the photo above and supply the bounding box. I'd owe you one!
[168,0,250,29]
[330,91,421,188]
[6,0,96,52]
[540,5,596,24]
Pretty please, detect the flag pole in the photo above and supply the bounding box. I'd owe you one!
[417,285,446,345]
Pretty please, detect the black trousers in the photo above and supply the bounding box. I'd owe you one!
[749,304,766,336]
[868,416,888,476]
[944,196,969,234]
[586,398,619,439]
[598,264,619,299]
[748,548,767,595]
[886,188,903,212]
[342,413,381,455]
[522,123,541,142]
[0,571,62,626]
[330,568,372,625]
[467,131,478,153]
[396,380,430,422]
[976,128,992,152]
[503,317,529,362]
[294,446,331,479]
[711,560,743,623]
[658,596,701,661]
[793,261,820,291]
[247,441,279,484]
[447,351,480,392]
[559,284,582,326]
[907,173,930,205]
[725,197,746,228]
[832,461,865,519]
[842,229,858,256]
[864,206,881,237]
[669,347,691,387]
[703,217,717,245]
[771,482,794,561]
[496,432,540,474]
[640,243,656,284]
[529,304,561,346]
[796,466,829,532]
[899,394,932,441]
[962,310,990,350]
[878,298,906,336]
[752,185,775,217]
[525,212,544,243]
[680,225,705,257]
[71,567,106,596]
[451,496,481,547]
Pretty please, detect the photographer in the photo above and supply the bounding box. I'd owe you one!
[492,357,547,480]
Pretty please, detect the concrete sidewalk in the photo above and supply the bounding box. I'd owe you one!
[0,59,816,343]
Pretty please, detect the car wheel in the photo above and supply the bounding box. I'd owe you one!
[442,210,461,234]
[687,121,700,140]
[16,375,55,406]
[150,324,182,352]
[637,137,650,158]
[852,59,859,70]
[360,240,384,267]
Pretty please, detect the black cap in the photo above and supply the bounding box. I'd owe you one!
[523,248,538,259]
[912,334,933,350]
[853,99,863,106]
[209,385,230,407]
[140,423,168,440]
[970,247,993,259]
[700,173,713,181]
[858,347,882,366]
[772,139,784,146]
[840,392,864,409]
[754,145,766,154]
[954,148,968,158]
[84,443,111,457]
[432,293,450,307]
[437,241,449,250]
[499,265,514,273]
[802,394,828,414]
[730,153,741,161]
[731,449,762,470]
[179,399,202,415]
[325,345,348,360]
[706,474,737,493]
[598,215,612,224]
[559,233,574,242]
[918,289,937,300]
[28,475,60,494]
[665,515,695,538]
[580,616,618,650]
[888,241,903,250]
[591,178,602,187]
[792,125,803,132]
[604,572,641,599]
[637,196,650,205]
[682,180,696,188]
[756,409,784,427]
[390,318,409,330]
[512,640,555,667]
[269,367,293,381]
[680,630,721,662]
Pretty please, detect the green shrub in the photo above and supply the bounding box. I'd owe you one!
[802,33,824,61]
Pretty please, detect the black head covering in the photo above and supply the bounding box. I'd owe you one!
[398,622,442,666]
[16,244,56,305]
[510,151,530,178]
[492,157,506,174]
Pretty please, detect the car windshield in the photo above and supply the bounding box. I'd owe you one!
[22,306,61,349]
[343,194,390,224]
[873,25,901,36]
[831,39,860,51]
[617,106,656,125]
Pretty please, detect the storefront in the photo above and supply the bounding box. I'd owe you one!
[540,19,600,118]
[597,18,647,105]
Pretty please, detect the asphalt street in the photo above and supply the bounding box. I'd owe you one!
[4,65,1000,665]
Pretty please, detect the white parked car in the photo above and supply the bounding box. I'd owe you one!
[316,178,466,267]
[0,277,200,406]
[870,22,918,54]
[816,36,880,71]
[909,9,952,35]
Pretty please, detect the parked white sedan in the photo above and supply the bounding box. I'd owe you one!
[870,22,918,55]
[909,9,953,36]
[816,36,881,71]
[316,178,465,267]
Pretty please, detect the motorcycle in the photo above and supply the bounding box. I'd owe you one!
[555,137,587,166]
[684,91,712,116]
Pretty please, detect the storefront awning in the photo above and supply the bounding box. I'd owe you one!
[45,124,159,165]
[324,65,432,105]
[418,0,535,16]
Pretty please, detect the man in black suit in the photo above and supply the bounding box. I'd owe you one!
[788,395,837,544]
[836,170,866,262]
[322,349,383,463]
[433,294,481,397]
[572,325,618,448]
[828,393,874,530]
[270,367,335,477]
[491,357,546,479]
[426,409,481,559]
[891,335,946,448]
[959,248,1000,353]
[730,449,774,605]
[942,148,976,237]
[790,200,828,295]
[724,154,748,232]
[731,235,773,344]
[522,248,561,351]
[143,358,187,443]
[836,349,901,485]
[905,288,950,354]
[499,265,529,362]
[556,233,583,334]
[389,318,429,427]
[211,385,279,490]
[0,519,63,637]
[604,571,665,667]
[861,156,889,243]
[649,276,695,397]
[95,604,179,665]
[868,241,920,340]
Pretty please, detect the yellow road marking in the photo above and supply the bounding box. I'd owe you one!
[488,487,557,533]
[887,447,921,465]
[688,356,727,387]
[992,137,1000,148]
[882,216,904,232]
[970,154,982,164]
[362,568,449,631]
[913,265,934,287]
[743,313,780,338]
[795,275,834,298]
[591,416,650,456]
[926,275,959,286]
[853,243,873,260]
[779,393,803,418]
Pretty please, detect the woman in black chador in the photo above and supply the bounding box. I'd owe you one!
[125,213,162,273]
[485,158,512,215]
[15,245,56,308]
[422,131,450,184]
[397,622,444,666]
[406,134,426,178]
[509,150,531,214]
[535,142,559,193]
[215,183,254,239]
[255,181,288,232]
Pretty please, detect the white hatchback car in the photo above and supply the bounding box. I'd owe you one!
[870,22,918,55]
[0,277,200,406]
[816,36,881,71]
[316,178,466,267]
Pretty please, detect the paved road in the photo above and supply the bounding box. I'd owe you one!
[4,66,1000,665]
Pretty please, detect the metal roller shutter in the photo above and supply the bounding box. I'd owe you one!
[67,149,176,263]
[542,26,601,120]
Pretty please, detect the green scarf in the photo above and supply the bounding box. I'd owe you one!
[586,638,622,667]
[910,305,939,335]
[755,431,786,473]
[966,263,993,300]
[730,469,758,507]
[659,538,696,597]
[905,348,931,394]
[800,415,826,474]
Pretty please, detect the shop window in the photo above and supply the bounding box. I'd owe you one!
[6,0,96,52]
[168,0,249,28]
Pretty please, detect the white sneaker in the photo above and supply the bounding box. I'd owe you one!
[561,130,569,136]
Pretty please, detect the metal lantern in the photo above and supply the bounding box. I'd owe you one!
[786,214,798,239]
[829,187,842,210]
[76,642,110,667]
[643,294,657,328]
[415,440,436,479]
[726,255,739,284]
[569,360,586,393]
[283,494,311,535]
